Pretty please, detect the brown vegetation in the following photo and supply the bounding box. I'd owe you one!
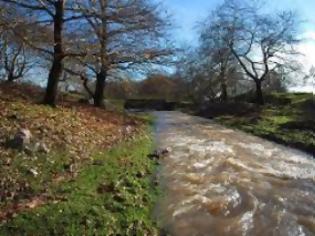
[0,82,144,219]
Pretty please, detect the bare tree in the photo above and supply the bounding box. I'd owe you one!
[199,13,237,102]
[0,36,33,82]
[176,47,219,104]
[214,0,300,104]
[72,0,172,107]
[0,0,84,106]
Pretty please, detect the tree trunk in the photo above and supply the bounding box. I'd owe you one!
[219,65,228,102]
[255,80,264,105]
[44,59,63,106]
[94,69,107,107]
[220,80,228,102]
[81,75,94,99]
[7,71,14,82]
[43,0,64,106]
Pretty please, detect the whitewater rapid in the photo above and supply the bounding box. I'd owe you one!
[154,111,315,236]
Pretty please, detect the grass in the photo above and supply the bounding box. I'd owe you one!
[0,82,160,235]
[0,82,144,211]
[0,131,159,235]
[105,99,125,112]
[212,93,315,156]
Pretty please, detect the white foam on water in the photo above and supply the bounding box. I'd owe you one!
[154,111,315,236]
[192,159,213,170]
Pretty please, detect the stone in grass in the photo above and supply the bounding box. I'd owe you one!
[10,128,32,150]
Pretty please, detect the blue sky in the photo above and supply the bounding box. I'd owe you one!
[164,0,315,44]
[164,0,315,91]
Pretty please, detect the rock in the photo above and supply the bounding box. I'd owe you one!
[147,147,172,160]
[11,129,32,150]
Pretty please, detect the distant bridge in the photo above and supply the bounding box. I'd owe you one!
[124,99,176,111]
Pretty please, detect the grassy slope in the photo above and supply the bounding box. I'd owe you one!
[0,133,158,235]
[214,93,315,156]
[0,82,159,235]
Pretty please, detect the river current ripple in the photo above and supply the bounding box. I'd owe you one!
[154,111,315,236]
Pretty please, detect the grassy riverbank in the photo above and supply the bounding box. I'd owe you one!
[0,82,159,235]
[201,93,315,156]
[0,131,159,235]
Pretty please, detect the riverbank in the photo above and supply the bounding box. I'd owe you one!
[0,132,159,235]
[199,93,315,156]
[0,82,159,234]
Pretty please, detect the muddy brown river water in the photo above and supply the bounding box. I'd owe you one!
[154,111,315,236]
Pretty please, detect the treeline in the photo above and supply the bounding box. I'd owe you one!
[0,0,312,108]
[178,0,303,105]
[104,74,189,101]
[64,73,188,102]
[0,0,172,107]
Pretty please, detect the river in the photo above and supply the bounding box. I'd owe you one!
[154,111,315,236]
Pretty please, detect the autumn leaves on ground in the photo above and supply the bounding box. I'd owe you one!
[0,82,159,235]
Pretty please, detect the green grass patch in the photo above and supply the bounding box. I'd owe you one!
[0,132,159,235]
[214,93,315,156]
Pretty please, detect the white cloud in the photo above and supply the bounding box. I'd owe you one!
[288,85,313,93]
[303,31,315,40]
[297,31,315,71]
[289,31,315,92]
